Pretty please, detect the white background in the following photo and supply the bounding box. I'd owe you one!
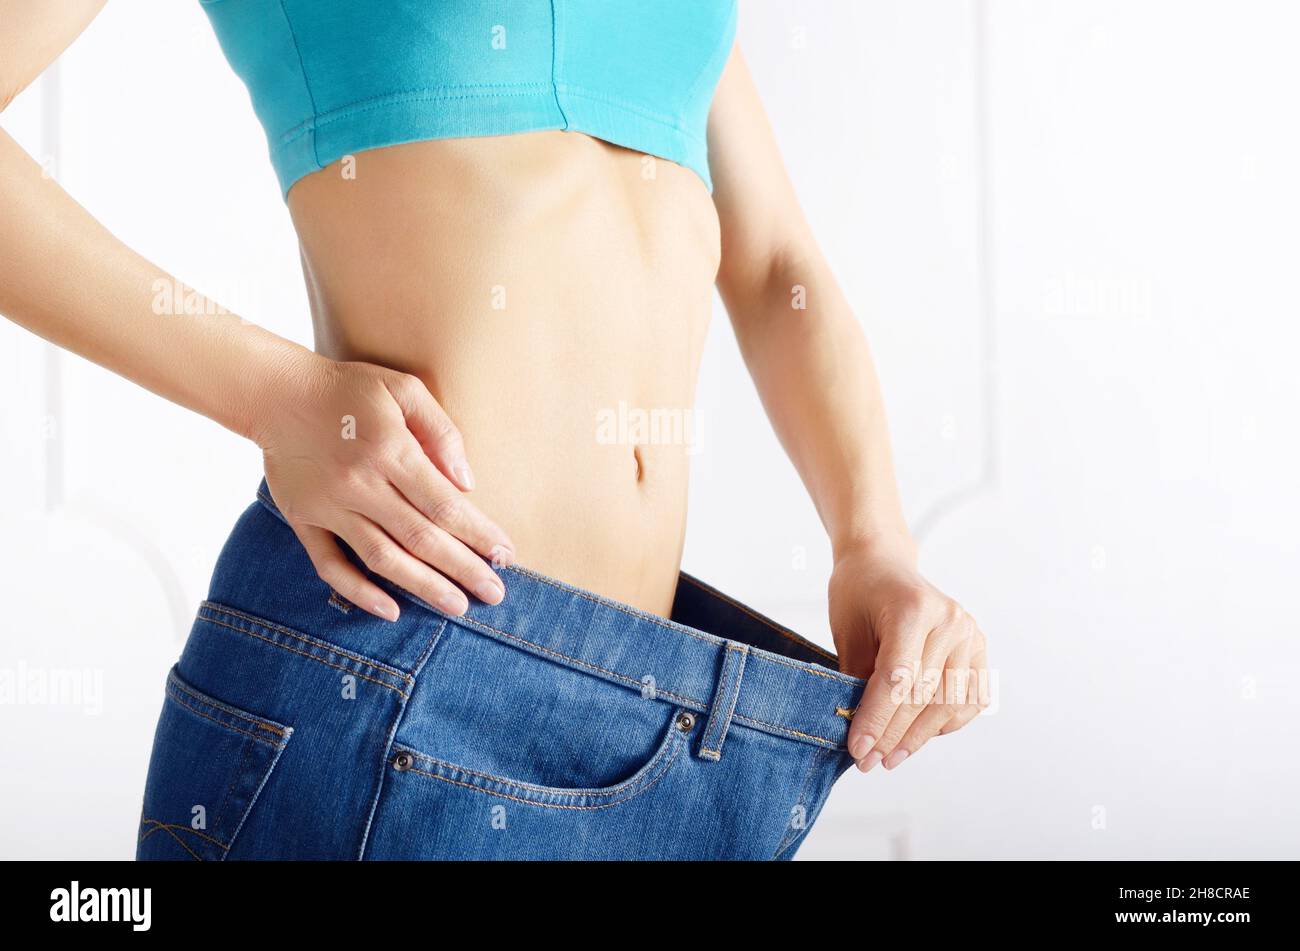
[2,1,1297,860]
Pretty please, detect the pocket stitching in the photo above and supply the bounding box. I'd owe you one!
[166,671,289,744]
[137,819,227,860]
[197,602,412,699]
[771,747,831,859]
[200,601,412,681]
[164,683,287,749]
[145,669,294,861]
[391,715,686,810]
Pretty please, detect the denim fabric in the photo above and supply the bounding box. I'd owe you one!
[136,481,863,860]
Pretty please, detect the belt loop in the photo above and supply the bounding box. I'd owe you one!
[699,643,747,761]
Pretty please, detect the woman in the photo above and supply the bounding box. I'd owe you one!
[1,0,989,860]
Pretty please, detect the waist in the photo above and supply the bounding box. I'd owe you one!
[205,485,862,752]
[287,132,718,613]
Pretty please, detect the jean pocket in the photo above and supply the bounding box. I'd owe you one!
[136,666,292,861]
[389,619,693,808]
[389,707,688,809]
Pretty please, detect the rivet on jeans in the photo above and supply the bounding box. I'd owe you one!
[675,712,695,733]
[392,751,414,772]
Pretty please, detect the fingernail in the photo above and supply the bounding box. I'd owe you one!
[452,458,475,491]
[375,602,400,622]
[489,544,515,569]
[439,592,468,616]
[884,749,910,770]
[849,734,875,760]
[477,575,505,605]
[857,750,883,773]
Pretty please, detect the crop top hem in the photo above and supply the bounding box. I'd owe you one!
[272,82,713,201]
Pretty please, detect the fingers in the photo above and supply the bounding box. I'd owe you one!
[335,512,472,616]
[385,440,516,568]
[938,703,981,735]
[884,639,972,765]
[854,633,989,772]
[369,484,506,606]
[846,615,928,763]
[886,700,959,767]
[941,638,991,735]
[853,622,976,772]
[292,523,402,622]
[385,374,476,492]
[267,364,520,621]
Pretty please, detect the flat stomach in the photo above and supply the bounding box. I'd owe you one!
[287,131,720,616]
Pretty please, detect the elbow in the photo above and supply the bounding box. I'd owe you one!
[0,79,20,114]
[718,234,819,314]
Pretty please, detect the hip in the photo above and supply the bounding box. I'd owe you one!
[135,483,862,860]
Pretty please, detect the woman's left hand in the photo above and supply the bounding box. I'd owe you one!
[828,538,990,773]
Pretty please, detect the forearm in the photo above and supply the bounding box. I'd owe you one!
[0,127,313,445]
[719,246,914,564]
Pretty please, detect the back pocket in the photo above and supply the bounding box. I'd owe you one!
[136,666,292,861]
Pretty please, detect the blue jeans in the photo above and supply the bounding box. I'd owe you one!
[136,481,863,860]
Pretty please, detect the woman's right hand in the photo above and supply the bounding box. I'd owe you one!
[253,351,515,622]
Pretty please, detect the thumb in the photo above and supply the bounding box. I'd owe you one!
[829,596,878,680]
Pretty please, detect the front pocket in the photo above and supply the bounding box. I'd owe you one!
[391,619,692,800]
[136,666,292,861]
[388,705,689,809]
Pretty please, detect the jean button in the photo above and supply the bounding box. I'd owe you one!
[675,712,695,733]
[392,751,414,772]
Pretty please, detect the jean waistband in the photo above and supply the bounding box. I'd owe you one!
[247,480,864,753]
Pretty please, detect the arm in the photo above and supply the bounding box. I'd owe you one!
[708,46,989,771]
[0,1,513,619]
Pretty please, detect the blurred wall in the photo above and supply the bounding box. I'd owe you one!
[1,0,1296,860]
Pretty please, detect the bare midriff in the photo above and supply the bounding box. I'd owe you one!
[287,131,721,617]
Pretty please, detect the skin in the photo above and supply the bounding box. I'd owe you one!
[286,131,716,617]
[1,1,989,772]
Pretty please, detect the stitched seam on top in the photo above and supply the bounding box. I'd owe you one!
[500,563,857,688]
[355,615,446,861]
[275,84,556,146]
[772,747,829,859]
[212,738,255,837]
[256,487,289,524]
[677,0,738,122]
[398,741,681,811]
[514,568,847,683]
[275,0,321,169]
[449,614,705,710]
[164,686,282,748]
[258,484,837,684]
[166,673,285,736]
[137,822,207,860]
[138,819,229,851]
[731,713,839,749]
[549,0,569,128]
[452,614,841,749]
[271,83,705,151]
[250,493,852,726]
[555,85,703,144]
[199,602,413,683]
[197,612,410,700]
[394,727,677,801]
[502,565,721,645]
[701,644,747,755]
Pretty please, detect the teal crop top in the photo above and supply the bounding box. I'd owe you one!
[199,0,739,199]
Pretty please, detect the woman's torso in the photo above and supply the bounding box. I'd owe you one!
[287,132,720,616]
